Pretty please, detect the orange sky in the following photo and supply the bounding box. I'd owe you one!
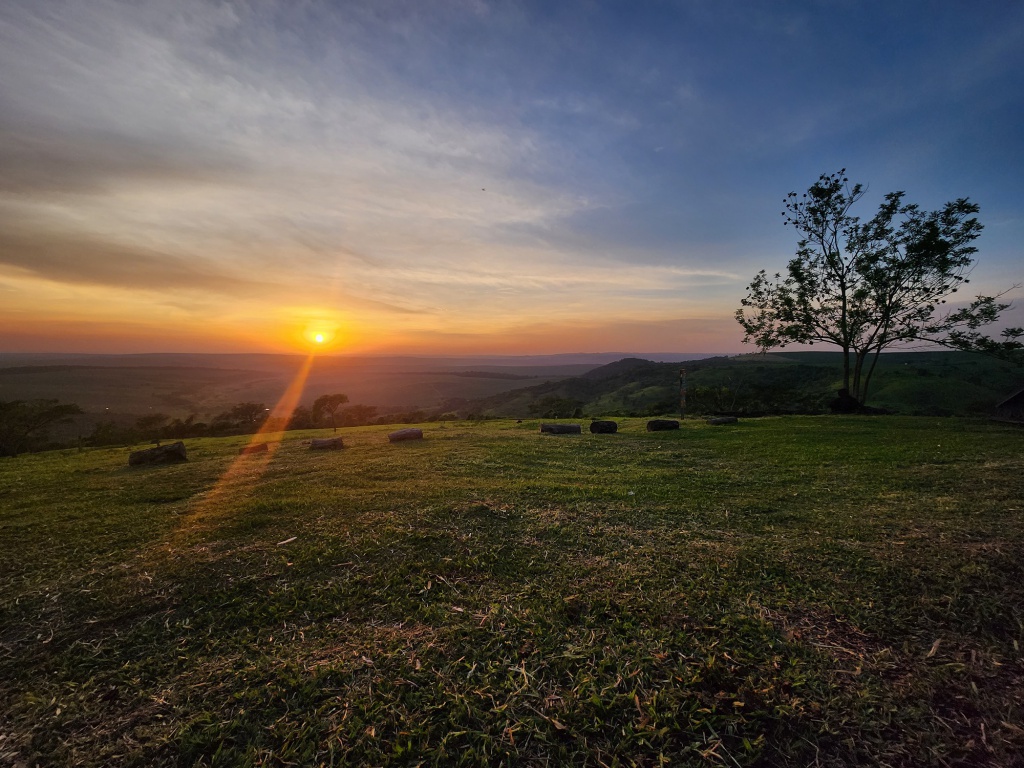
[0,293,740,356]
[1,2,1021,356]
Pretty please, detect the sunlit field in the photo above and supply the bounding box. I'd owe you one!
[2,417,1022,766]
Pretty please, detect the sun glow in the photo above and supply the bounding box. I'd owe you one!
[287,310,347,351]
[302,326,337,349]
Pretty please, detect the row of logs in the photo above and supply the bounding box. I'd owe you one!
[129,419,738,466]
[540,417,738,435]
[127,427,425,466]
[540,419,703,434]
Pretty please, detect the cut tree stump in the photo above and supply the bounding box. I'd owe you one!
[128,441,187,466]
[589,420,618,434]
[239,443,269,455]
[310,437,345,450]
[540,423,582,434]
[388,428,423,442]
[646,419,680,432]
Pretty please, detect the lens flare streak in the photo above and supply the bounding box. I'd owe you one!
[172,354,316,542]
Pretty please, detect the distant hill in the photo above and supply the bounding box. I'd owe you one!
[461,352,1024,418]
[0,355,606,416]
[0,351,716,371]
[0,352,726,450]
[0,351,721,419]
[5,352,1019,450]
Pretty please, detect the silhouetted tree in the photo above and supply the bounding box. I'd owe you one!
[737,170,1023,403]
[87,420,136,448]
[288,406,316,430]
[312,393,350,432]
[135,413,169,442]
[529,396,582,419]
[339,404,378,427]
[165,414,202,439]
[211,402,268,434]
[0,399,82,457]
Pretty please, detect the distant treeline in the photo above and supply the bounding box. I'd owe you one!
[2,395,472,455]
[463,352,1024,419]
[446,371,538,380]
[6,352,1022,457]
[403,370,538,380]
[86,401,464,448]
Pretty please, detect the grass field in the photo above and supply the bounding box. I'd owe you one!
[1,417,1023,766]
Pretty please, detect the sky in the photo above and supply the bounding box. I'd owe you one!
[1,0,1022,356]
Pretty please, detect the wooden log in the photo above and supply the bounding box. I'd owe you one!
[239,443,269,455]
[646,419,680,432]
[589,420,618,434]
[540,423,582,434]
[310,437,345,450]
[388,428,423,442]
[128,441,187,466]
[706,416,738,425]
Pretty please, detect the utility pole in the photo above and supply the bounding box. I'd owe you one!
[679,368,687,419]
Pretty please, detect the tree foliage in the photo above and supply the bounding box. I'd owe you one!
[287,406,316,431]
[339,404,378,427]
[736,170,1023,403]
[312,393,350,432]
[0,399,82,457]
[528,396,583,419]
[210,402,268,434]
[135,413,169,441]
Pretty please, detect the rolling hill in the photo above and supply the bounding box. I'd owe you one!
[463,351,1024,418]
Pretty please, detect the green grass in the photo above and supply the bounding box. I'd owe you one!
[2,417,1023,766]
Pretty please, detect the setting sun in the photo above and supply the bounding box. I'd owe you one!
[290,312,348,351]
[303,325,337,347]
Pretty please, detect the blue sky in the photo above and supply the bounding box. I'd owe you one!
[1,0,1021,354]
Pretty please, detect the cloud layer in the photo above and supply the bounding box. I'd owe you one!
[1,0,1022,353]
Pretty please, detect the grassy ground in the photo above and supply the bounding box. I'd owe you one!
[1,416,1023,767]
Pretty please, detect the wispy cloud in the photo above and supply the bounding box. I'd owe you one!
[0,1,604,316]
[0,0,1020,353]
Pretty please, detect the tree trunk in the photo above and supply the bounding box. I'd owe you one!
[646,419,680,432]
[860,348,883,405]
[852,351,866,402]
[128,441,187,466]
[388,428,424,442]
[540,423,582,434]
[310,437,345,450]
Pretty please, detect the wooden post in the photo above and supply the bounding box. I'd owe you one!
[679,368,687,419]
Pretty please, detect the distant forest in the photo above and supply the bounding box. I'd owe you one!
[2,351,1021,455]
[460,351,1023,420]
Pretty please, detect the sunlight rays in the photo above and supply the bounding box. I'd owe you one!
[171,353,316,544]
